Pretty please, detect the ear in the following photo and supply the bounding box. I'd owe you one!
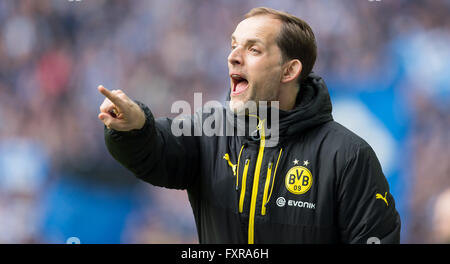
[281,59,302,84]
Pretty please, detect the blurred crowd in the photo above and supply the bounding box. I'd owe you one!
[0,0,448,243]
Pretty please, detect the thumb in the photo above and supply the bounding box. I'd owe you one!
[98,112,109,121]
[98,113,116,128]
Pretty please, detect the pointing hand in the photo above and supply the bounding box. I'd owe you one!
[97,85,146,131]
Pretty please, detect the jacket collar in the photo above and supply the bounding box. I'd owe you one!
[224,72,333,144]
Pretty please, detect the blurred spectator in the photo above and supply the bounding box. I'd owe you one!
[0,138,48,243]
[406,91,449,243]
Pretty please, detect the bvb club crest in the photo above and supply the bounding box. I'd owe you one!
[285,166,313,195]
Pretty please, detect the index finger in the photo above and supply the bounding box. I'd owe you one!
[98,85,124,107]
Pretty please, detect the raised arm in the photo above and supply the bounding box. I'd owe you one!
[98,85,200,190]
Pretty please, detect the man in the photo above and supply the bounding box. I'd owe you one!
[98,7,401,243]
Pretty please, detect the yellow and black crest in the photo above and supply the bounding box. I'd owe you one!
[285,166,313,195]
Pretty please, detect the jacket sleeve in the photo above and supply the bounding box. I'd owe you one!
[336,143,401,244]
[104,101,200,190]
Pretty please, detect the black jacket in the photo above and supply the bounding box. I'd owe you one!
[104,73,401,244]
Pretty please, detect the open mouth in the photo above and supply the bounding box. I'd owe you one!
[230,74,249,96]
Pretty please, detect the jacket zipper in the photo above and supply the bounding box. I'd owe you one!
[228,123,282,241]
[248,117,265,244]
[239,159,250,213]
[264,148,283,211]
[261,162,273,216]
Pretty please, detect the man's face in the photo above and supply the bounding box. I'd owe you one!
[228,15,284,113]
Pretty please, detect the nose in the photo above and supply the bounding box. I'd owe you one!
[228,47,243,66]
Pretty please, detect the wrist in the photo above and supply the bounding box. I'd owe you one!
[133,107,146,130]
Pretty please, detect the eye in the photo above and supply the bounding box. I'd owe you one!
[231,45,237,50]
[249,47,260,54]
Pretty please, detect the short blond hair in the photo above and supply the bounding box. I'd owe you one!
[245,7,317,82]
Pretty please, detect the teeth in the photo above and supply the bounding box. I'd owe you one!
[231,74,246,81]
